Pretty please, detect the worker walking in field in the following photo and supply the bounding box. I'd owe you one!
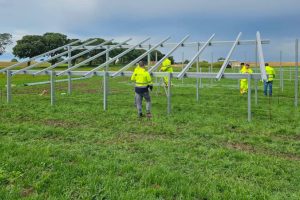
[264,63,275,96]
[240,63,253,94]
[160,58,173,87]
[131,61,153,118]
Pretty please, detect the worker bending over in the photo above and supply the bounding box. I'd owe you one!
[131,61,153,118]
[264,63,275,96]
[160,58,173,86]
[240,63,253,94]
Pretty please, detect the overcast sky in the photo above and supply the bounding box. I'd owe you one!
[0,0,299,61]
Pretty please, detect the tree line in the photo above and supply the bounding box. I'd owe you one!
[0,32,173,66]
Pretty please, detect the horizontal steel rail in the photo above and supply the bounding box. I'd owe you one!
[71,39,270,50]
[9,69,262,80]
[24,76,90,86]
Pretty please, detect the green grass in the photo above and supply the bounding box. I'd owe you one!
[0,67,299,199]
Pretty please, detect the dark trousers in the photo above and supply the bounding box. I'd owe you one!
[135,91,151,114]
[264,81,273,96]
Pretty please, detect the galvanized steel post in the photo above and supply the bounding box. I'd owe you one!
[248,74,251,122]
[295,39,299,107]
[211,52,213,85]
[167,73,172,114]
[105,45,110,97]
[67,45,72,94]
[6,70,12,103]
[103,72,108,111]
[106,45,110,71]
[181,52,184,84]
[147,44,151,67]
[280,51,283,92]
[50,71,55,106]
[255,79,258,105]
[196,43,199,101]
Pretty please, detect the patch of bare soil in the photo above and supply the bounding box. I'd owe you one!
[42,119,80,129]
[96,133,168,145]
[20,187,35,197]
[226,142,300,161]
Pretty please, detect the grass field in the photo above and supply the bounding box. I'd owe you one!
[0,66,299,199]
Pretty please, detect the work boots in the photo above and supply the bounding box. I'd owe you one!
[146,112,152,118]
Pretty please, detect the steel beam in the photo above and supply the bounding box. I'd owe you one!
[34,39,113,75]
[148,35,190,73]
[255,80,258,105]
[280,51,283,92]
[12,39,97,75]
[9,70,263,80]
[68,45,72,94]
[216,32,242,80]
[295,39,299,107]
[167,73,171,114]
[84,38,150,77]
[111,37,171,77]
[248,74,251,122]
[50,71,55,106]
[6,70,12,103]
[196,43,200,102]
[177,34,215,78]
[24,76,89,86]
[57,39,131,76]
[0,40,80,73]
[256,32,268,80]
[103,71,108,111]
[71,39,270,50]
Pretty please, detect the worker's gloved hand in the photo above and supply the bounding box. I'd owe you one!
[149,85,153,91]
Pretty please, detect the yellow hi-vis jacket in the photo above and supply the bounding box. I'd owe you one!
[265,66,275,81]
[241,65,246,71]
[131,66,152,87]
[160,58,173,73]
[240,67,253,79]
[240,67,253,75]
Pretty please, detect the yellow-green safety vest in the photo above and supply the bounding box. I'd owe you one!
[131,66,152,87]
[265,66,275,81]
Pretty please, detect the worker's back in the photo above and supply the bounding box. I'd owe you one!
[265,66,275,81]
[131,66,152,87]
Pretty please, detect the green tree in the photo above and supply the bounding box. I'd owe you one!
[42,33,68,65]
[0,33,13,55]
[13,35,45,66]
[86,38,106,66]
[217,57,225,61]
